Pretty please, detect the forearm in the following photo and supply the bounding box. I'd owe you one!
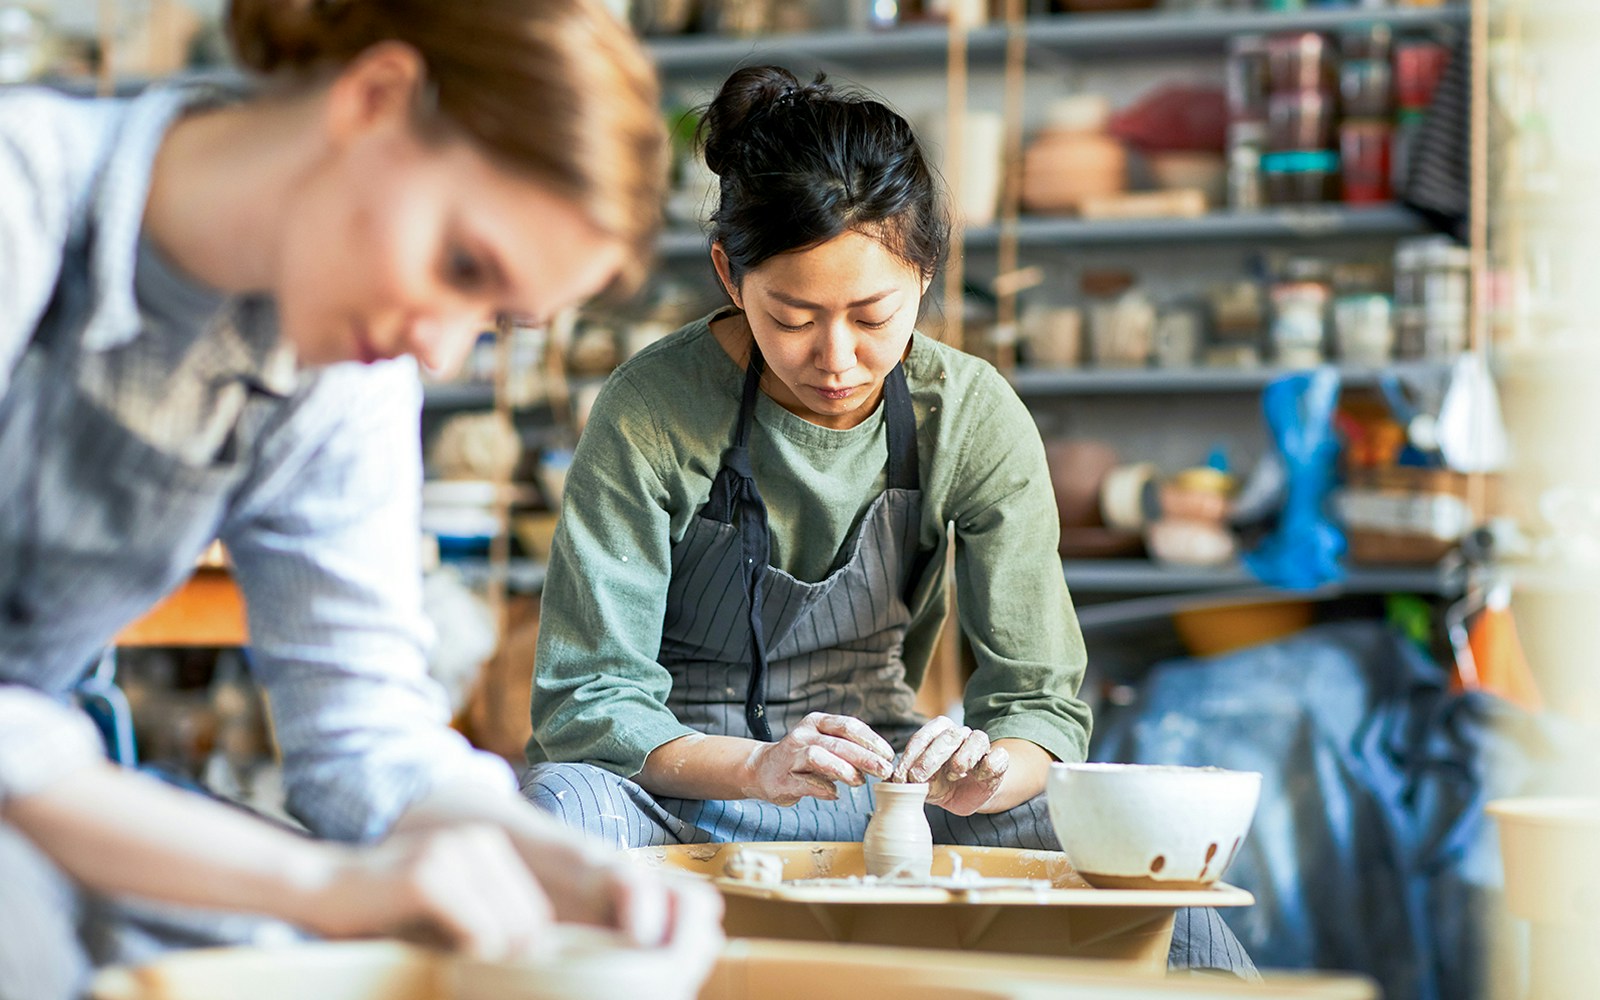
[3,761,339,925]
[976,738,1053,814]
[396,781,600,859]
[635,733,765,801]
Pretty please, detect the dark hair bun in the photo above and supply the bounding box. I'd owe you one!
[227,0,382,74]
[697,64,949,285]
[701,65,830,177]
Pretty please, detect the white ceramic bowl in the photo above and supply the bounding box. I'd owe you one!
[1047,762,1262,889]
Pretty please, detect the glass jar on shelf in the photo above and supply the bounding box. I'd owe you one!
[1082,269,1154,369]
[1270,280,1331,368]
[1394,235,1471,359]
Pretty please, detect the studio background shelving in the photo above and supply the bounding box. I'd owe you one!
[648,6,1470,75]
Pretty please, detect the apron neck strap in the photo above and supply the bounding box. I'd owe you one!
[733,346,765,450]
[882,362,918,493]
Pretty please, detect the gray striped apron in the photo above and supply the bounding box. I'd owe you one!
[0,242,293,999]
[523,346,1257,976]
[0,242,267,692]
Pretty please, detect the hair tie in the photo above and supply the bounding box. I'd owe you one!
[773,86,800,110]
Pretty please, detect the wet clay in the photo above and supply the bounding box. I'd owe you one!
[722,848,784,885]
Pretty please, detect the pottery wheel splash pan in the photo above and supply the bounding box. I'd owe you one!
[629,842,1252,969]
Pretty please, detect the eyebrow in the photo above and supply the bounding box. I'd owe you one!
[767,288,899,310]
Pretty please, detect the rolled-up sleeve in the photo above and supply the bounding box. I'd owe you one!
[0,686,105,810]
[222,364,515,842]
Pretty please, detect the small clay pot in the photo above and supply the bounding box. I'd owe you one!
[864,782,934,879]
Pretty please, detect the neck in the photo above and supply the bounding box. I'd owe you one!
[142,91,326,295]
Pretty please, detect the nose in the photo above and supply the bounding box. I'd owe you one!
[401,308,488,375]
[814,318,857,375]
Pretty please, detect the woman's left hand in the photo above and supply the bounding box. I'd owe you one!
[891,716,1009,816]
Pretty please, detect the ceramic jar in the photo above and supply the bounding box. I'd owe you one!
[864,782,933,879]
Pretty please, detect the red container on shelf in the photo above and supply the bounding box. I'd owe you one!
[1395,41,1449,110]
[1340,120,1394,204]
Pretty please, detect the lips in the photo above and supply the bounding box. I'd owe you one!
[812,385,857,401]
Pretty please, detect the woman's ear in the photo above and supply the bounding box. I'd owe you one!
[323,41,428,150]
[710,242,743,310]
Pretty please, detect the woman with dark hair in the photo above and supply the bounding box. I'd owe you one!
[0,1,720,996]
[523,66,1255,977]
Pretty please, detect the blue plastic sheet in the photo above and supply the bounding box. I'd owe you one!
[1091,622,1571,1000]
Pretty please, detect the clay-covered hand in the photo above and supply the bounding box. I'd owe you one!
[892,716,1009,816]
[744,712,896,806]
[309,823,555,960]
[392,787,724,955]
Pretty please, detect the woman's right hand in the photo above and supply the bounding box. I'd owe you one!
[305,823,554,960]
[741,712,895,806]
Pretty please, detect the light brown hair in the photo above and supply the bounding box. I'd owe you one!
[228,0,667,292]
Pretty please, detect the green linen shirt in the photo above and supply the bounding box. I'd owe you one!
[527,312,1093,777]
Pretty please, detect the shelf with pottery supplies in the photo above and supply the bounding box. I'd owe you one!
[657,205,1430,263]
[443,557,549,596]
[1063,558,1465,599]
[645,6,1469,77]
[1010,359,1452,396]
[421,382,501,411]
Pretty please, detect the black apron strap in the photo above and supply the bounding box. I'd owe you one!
[702,347,766,527]
[882,363,919,493]
[883,362,935,608]
[702,348,777,740]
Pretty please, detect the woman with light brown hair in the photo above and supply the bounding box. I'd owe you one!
[0,1,717,996]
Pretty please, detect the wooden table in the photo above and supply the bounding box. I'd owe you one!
[114,568,248,647]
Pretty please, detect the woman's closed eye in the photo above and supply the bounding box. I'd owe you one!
[444,246,489,290]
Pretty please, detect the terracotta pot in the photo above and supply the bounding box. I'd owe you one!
[1045,439,1120,534]
[1021,130,1127,214]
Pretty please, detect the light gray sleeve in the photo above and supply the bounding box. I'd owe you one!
[0,686,106,810]
[0,92,73,400]
[222,364,516,843]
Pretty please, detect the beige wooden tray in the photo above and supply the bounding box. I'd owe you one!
[91,938,1379,1000]
[628,842,1253,968]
